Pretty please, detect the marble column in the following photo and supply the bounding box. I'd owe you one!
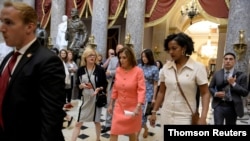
[225,0,250,73]
[125,0,146,59]
[225,0,250,116]
[215,25,227,71]
[91,0,109,57]
[50,0,66,48]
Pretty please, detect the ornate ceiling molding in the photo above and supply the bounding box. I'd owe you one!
[35,0,229,29]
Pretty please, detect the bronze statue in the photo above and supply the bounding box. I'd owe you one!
[65,8,88,63]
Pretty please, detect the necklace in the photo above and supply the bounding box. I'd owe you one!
[86,65,95,76]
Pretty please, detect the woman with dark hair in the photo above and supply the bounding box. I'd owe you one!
[58,49,71,104]
[149,32,210,125]
[58,49,73,127]
[65,50,78,102]
[108,46,146,141]
[155,60,163,70]
[137,49,159,139]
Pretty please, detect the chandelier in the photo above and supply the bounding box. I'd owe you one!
[200,34,217,59]
[181,0,199,24]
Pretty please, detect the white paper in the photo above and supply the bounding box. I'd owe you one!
[124,110,135,116]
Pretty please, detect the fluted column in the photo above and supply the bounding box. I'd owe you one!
[50,0,66,47]
[125,0,146,59]
[91,0,109,57]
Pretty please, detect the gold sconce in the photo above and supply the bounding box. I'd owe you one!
[124,33,133,47]
[153,46,160,58]
[87,34,97,48]
[233,30,247,60]
[47,36,53,49]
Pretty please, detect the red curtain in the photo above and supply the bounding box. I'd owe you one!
[66,0,87,18]
[36,0,229,28]
[35,0,51,28]
[145,0,176,23]
[198,0,229,18]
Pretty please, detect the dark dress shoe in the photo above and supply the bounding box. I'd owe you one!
[67,117,73,127]
[101,127,111,133]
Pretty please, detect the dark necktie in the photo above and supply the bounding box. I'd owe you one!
[224,71,232,101]
[0,51,20,128]
[224,71,230,81]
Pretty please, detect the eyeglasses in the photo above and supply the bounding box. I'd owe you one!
[88,54,96,58]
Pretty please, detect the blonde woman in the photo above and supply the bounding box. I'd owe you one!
[71,46,107,141]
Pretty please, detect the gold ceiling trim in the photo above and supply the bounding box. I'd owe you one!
[225,0,230,9]
[73,0,77,8]
[108,20,117,28]
[40,0,51,28]
[109,0,125,20]
[79,1,88,18]
[86,0,93,16]
[145,0,158,18]
[144,13,168,28]
[145,0,176,28]
[108,0,126,28]
[40,0,45,27]
[43,12,51,29]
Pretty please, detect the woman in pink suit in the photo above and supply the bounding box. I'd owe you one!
[108,46,146,141]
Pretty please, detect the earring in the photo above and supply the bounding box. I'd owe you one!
[182,50,185,55]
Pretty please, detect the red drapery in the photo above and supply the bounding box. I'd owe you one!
[35,0,51,28]
[145,0,176,24]
[65,0,87,18]
[36,0,228,28]
[198,0,229,18]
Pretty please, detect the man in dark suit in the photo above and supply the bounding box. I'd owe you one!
[0,1,65,141]
[209,52,248,125]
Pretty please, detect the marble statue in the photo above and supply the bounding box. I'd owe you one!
[56,15,68,51]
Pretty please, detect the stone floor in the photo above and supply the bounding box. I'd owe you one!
[62,100,163,141]
[62,99,250,140]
